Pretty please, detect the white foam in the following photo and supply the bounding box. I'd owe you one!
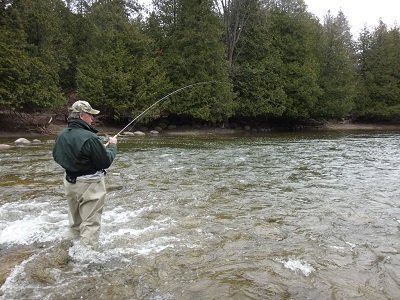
[137,244,172,255]
[278,258,315,276]
[345,241,356,248]
[0,210,68,245]
[0,198,180,258]
[111,225,157,237]
[329,245,346,250]
[0,252,34,294]
[172,166,184,170]
[136,236,180,255]
[69,241,110,263]
[102,206,149,224]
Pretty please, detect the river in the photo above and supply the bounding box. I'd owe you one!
[0,131,399,299]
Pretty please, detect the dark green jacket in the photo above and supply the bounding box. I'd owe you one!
[53,119,117,176]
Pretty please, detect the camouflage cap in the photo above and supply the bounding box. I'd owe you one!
[70,100,100,115]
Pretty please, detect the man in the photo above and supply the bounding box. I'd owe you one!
[53,100,117,249]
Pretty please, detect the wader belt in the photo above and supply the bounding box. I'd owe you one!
[65,170,106,184]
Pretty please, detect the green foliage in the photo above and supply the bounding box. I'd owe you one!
[1,0,399,125]
[354,22,400,121]
[0,0,65,110]
[265,3,322,120]
[154,0,235,123]
[233,61,287,117]
[314,10,357,119]
[76,0,171,122]
[231,4,287,118]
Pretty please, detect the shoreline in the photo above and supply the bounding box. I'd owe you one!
[1,122,400,139]
[322,122,400,131]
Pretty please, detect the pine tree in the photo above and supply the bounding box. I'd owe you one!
[314,10,357,119]
[355,22,400,121]
[0,0,67,111]
[231,1,287,119]
[266,0,321,120]
[76,0,170,122]
[152,0,235,123]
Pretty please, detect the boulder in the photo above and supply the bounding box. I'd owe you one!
[14,138,31,145]
[133,131,145,136]
[0,144,13,150]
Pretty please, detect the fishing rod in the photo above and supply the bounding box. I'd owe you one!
[105,81,216,145]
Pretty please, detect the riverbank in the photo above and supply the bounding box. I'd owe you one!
[1,120,400,139]
[323,122,400,131]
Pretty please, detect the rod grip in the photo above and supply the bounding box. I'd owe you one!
[104,135,117,147]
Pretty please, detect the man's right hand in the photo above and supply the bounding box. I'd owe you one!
[108,136,117,145]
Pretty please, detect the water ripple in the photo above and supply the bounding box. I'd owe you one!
[1,132,400,299]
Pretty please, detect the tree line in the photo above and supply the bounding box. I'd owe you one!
[1,0,400,126]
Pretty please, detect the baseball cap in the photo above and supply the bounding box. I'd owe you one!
[70,100,100,115]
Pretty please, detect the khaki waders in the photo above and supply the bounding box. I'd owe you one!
[64,175,106,249]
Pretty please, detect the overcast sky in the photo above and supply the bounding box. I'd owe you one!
[139,0,399,37]
[304,0,399,36]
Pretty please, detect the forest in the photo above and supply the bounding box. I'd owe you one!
[1,0,400,129]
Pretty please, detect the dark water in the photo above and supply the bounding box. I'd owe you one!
[0,131,399,299]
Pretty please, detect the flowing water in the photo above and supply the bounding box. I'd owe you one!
[0,131,399,299]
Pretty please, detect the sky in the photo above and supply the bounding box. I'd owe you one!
[138,0,399,37]
[304,0,400,36]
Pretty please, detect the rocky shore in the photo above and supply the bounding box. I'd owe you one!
[1,120,400,149]
[1,120,400,136]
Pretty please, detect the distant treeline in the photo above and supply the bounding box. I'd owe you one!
[1,0,400,125]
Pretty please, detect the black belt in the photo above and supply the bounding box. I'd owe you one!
[65,170,106,184]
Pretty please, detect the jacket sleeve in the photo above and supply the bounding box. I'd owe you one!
[83,137,117,170]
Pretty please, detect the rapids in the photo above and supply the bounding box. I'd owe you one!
[0,131,399,299]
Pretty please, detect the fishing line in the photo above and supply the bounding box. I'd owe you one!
[105,81,217,144]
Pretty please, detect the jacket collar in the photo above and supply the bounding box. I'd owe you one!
[67,118,98,133]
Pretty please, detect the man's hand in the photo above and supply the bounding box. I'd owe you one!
[108,136,117,145]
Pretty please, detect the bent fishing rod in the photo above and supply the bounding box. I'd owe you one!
[105,81,216,145]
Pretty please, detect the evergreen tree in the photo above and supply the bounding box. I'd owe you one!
[76,0,170,122]
[353,26,373,117]
[231,1,287,119]
[355,22,400,121]
[314,10,357,119]
[152,0,235,123]
[0,0,67,111]
[266,0,321,120]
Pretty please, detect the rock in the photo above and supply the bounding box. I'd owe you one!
[122,132,135,136]
[32,139,42,144]
[14,138,31,145]
[0,247,37,286]
[150,130,159,135]
[24,240,72,284]
[133,131,145,136]
[0,144,13,150]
